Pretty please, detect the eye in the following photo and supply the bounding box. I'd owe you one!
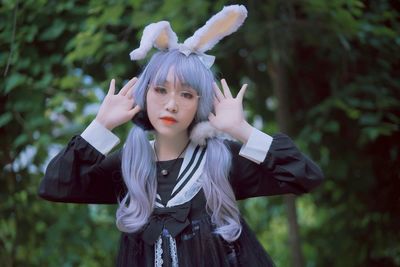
[180,91,195,100]
[154,86,168,95]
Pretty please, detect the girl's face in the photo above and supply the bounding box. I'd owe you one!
[146,68,199,138]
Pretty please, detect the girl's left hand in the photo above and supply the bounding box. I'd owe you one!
[208,79,253,143]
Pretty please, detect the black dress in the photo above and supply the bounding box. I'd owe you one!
[38,133,324,267]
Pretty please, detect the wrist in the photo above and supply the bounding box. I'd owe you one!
[95,117,114,131]
[228,120,253,144]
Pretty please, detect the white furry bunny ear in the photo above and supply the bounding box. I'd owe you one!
[129,21,179,60]
[183,5,248,53]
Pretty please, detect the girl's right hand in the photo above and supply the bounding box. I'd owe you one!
[95,77,141,130]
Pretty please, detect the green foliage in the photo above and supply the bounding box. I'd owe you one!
[1,0,399,266]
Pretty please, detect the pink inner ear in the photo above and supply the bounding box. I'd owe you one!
[195,13,241,51]
[183,5,247,53]
[155,30,170,50]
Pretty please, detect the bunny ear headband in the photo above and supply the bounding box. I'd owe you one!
[129,4,248,68]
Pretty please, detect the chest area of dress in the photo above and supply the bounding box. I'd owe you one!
[155,156,205,208]
[155,170,206,220]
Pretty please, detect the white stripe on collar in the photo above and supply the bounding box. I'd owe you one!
[167,144,206,207]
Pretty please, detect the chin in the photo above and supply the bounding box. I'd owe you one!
[154,125,188,138]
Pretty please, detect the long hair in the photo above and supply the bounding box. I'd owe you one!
[116,50,241,241]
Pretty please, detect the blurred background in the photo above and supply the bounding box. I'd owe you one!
[1,0,399,266]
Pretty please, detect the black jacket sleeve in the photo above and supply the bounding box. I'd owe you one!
[38,135,125,204]
[227,133,324,200]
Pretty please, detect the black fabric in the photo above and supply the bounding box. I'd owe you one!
[225,135,324,199]
[141,202,191,245]
[116,192,275,267]
[38,133,324,267]
[157,159,183,205]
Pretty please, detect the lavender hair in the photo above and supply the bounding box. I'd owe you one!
[116,49,242,241]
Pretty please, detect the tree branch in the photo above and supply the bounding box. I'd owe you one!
[4,0,19,77]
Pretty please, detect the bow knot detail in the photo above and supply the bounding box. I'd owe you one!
[141,202,191,245]
[177,44,216,69]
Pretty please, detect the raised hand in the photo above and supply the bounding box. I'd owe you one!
[95,77,141,130]
[208,79,253,143]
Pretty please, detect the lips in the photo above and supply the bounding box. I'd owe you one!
[160,116,177,125]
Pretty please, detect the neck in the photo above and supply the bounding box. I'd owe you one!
[155,132,190,161]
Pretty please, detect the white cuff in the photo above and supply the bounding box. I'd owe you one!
[239,128,273,164]
[81,120,120,155]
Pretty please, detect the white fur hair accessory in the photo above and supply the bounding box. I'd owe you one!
[129,5,248,68]
[189,121,236,146]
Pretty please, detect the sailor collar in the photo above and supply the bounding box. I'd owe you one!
[150,140,207,208]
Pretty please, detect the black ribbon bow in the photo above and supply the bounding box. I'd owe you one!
[141,202,191,245]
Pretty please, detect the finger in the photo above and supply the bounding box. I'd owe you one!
[120,77,137,96]
[236,84,248,101]
[213,82,224,101]
[221,79,233,99]
[119,77,137,96]
[127,84,135,99]
[129,105,142,118]
[213,97,219,107]
[107,79,116,95]
[208,113,216,123]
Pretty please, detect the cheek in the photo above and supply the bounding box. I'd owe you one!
[145,94,151,113]
[187,103,199,122]
[146,95,157,121]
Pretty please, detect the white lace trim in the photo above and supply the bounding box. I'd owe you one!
[169,236,179,267]
[155,237,163,267]
[154,235,179,267]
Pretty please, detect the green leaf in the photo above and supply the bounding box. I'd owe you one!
[0,112,13,127]
[324,120,340,133]
[13,134,29,148]
[39,19,66,41]
[359,113,381,126]
[4,73,27,94]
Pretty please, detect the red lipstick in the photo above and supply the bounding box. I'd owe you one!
[160,116,177,125]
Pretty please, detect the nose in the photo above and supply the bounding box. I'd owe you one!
[164,93,178,113]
